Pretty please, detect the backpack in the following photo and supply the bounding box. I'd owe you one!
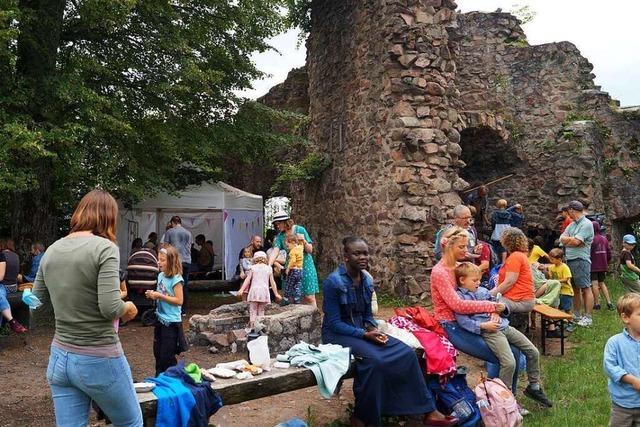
[474,374,522,427]
[427,367,482,427]
[126,248,159,292]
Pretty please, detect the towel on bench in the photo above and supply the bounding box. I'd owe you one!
[280,342,350,398]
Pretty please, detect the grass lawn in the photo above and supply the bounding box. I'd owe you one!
[526,278,626,426]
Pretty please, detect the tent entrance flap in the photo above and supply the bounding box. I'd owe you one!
[223,210,264,280]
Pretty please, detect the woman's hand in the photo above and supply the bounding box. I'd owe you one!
[480,321,500,333]
[364,331,388,345]
[121,301,138,323]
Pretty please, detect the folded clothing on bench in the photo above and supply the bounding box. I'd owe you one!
[146,362,223,427]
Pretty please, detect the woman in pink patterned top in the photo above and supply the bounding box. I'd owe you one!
[431,226,523,392]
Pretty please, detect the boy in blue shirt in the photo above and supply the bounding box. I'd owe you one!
[454,262,552,408]
[604,293,640,425]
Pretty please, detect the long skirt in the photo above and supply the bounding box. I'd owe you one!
[322,332,435,426]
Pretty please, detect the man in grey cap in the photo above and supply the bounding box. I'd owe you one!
[560,200,595,327]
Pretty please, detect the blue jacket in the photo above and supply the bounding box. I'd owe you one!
[321,265,376,338]
[24,252,44,283]
[507,206,524,229]
[454,287,509,335]
[165,363,223,427]
[604,329,640,408]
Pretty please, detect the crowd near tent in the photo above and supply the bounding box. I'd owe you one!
[117,182,264,279]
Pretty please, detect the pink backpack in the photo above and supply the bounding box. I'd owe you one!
[474,375,523,427]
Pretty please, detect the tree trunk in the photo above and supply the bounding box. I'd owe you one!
[9,0,66,249]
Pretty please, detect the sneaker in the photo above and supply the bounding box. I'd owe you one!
[517,404,531,416]
[524,385,553,408]
[9,319,27,334]
[577,316,593,327]
[593,304,601,310]
[566,322,576,332]
[607,303,615,311]
[572,313,582,322]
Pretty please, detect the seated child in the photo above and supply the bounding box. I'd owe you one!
[284,233,304,304]
[604,293,640,426]
[454,262,553,408]
[240,247,253,278]
[547,248,573,314]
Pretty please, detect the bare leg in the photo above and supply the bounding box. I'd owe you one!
[599,281,612,304]
[583,287,594,317]
[303,294,317,308]
[572,284,583,316]
[2,308,13,321]
[591,280,601,305]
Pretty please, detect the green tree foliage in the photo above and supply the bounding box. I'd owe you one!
[0,0,286,243]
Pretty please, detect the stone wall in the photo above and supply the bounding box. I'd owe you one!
[261,9,640,296]
[291,0,462,298]
[258,67,309,115]
[453,12,640,255]
[188,303,321,354]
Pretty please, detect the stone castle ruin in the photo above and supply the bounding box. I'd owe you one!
[253,1,640,298]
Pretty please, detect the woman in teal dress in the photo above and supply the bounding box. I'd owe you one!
[268,211,319,307]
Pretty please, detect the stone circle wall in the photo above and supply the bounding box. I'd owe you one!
[188,303,321,354]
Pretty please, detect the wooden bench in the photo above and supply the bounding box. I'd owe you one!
[532,304,573,356]
[137,360,355,426]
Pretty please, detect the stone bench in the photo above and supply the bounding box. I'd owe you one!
[137,360,356,426]
[532,304,573,356]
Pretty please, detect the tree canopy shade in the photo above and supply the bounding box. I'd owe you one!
[0,0,287,244]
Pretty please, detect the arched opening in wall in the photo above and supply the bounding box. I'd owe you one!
[459,126,519,188]
[459,126,523,240]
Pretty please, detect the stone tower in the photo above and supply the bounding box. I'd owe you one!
[293,0,464,298]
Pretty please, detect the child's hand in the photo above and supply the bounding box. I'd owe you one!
[145,290,159,300]
[274,293,282,302]
[631,377,640,392]
[480,321,500,333]
[495,303,506,313]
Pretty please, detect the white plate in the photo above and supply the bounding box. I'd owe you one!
[134,382,156,393]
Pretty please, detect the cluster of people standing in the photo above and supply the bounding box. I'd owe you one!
[237,211,319,327]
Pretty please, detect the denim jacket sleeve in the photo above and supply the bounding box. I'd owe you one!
[454,290,482,335]
[322,275,365,338]
[362,271,376,329]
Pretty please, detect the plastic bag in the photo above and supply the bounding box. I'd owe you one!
[247,335,271,370]
[21,288,42,309]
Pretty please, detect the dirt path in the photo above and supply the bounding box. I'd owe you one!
[0,304,566,426]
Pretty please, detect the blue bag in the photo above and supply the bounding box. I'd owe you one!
[21,288,42,309]
[427,367,482,427]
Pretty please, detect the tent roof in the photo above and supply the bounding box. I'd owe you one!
[133,181,263,211]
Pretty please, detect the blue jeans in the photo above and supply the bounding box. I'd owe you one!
[0,284,10,311]
[441,321,522,394]
[47,345,142,427]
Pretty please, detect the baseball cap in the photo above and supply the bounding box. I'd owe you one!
[623,234,637,245]
[567,200,584,211]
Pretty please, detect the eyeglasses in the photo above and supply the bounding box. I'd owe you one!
[456,216,472,220]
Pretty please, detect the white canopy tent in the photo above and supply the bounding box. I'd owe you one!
[117,182,264,279]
